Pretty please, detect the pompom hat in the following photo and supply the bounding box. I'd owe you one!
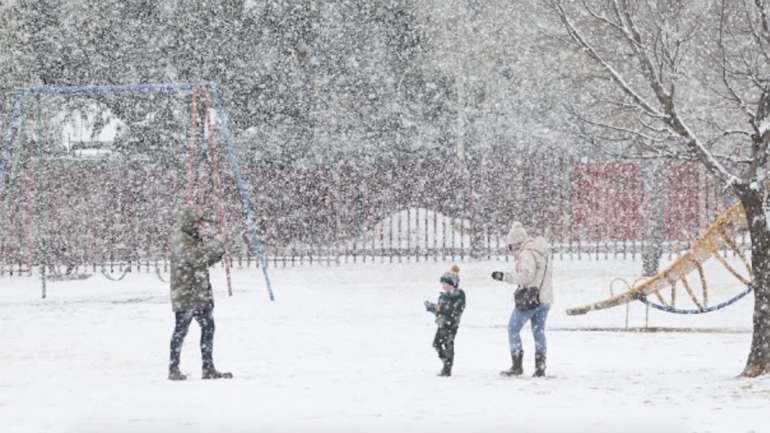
[440,265,460,288]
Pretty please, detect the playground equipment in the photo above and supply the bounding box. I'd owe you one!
[0,82,273,300]
[567,197,753,316]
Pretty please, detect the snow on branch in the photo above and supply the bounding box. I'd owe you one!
[549,1,665,119]
[719,1,758,126]
[549,0,744,187]
[753,0,770,42]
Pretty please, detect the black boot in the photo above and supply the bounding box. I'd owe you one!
[202,368,234,380]
[438,358,453,377]
[533,353,546,377]
[500,352,523,377]
[168,367,187,381]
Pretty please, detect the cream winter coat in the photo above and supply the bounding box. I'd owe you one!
[502,236,553,305]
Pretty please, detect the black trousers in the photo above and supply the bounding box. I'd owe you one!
[169,309,216,371]
[433,325,458,369]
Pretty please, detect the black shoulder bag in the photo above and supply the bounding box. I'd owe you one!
[514,250,549,311]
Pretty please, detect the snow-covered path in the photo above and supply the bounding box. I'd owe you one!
[1,258,767,433]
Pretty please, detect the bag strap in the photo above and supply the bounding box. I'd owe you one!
[526,248,549,290]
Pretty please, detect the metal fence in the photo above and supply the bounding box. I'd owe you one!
[0,154,740,275]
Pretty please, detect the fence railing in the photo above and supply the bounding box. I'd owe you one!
[0,232,752,278]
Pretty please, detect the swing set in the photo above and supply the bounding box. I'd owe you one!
[0,82,274,301]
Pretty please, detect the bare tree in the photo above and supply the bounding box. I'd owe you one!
[545,0,770,377]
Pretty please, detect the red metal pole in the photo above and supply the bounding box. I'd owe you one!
[203,91,233,296]
[23,109,35,274]
[23,167,35,273]
[186,89,199,204]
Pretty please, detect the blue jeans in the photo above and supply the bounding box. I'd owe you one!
[507,304,550,355]
[169,309,216,370]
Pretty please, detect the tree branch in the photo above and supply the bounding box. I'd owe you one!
[548,1,665,119]
[753,0,770,44]
[720,0,759,129]
[550,0,745,186]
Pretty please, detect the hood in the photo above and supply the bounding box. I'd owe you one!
[506,221,528,247]
[177,205,204,235]
[523,236,549,255]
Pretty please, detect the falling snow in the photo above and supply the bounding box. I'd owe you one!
[1,1,770,432]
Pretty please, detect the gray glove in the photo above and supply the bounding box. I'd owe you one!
[424,300,437,313]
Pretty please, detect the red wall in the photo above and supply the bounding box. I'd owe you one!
[571,162,700,241]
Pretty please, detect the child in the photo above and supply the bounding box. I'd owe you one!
[424,265,466,377]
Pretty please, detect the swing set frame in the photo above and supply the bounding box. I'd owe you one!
[0,82,274,301]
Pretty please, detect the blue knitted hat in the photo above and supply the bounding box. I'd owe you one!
[439,265,460,288]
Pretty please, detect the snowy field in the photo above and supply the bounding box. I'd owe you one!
[1,256,768,433]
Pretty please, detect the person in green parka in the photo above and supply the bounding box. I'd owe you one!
[167,205,232,381]
[424,265,466,377]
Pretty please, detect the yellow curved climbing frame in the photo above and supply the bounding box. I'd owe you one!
[566,198,753,316]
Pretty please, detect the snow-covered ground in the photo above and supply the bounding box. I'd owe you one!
[1,257,768,433]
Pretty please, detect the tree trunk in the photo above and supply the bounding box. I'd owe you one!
[738,189,770,377]
[642,162,667,277]
[467,161,484,260]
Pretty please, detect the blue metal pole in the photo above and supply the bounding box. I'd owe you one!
[636,284,753,315]
[0,89,26,196]
[207,82,275,301]
[21,82,210,97]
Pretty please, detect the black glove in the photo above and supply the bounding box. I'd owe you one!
[491,271,504,281]
[424,300,436,313]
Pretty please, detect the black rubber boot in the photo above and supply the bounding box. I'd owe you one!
[533,353,546,377]
[438,364,452,377]
[202,368,234,380]
[500,352,523,377]
[438,358,453,377]
[168,367,187,381]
